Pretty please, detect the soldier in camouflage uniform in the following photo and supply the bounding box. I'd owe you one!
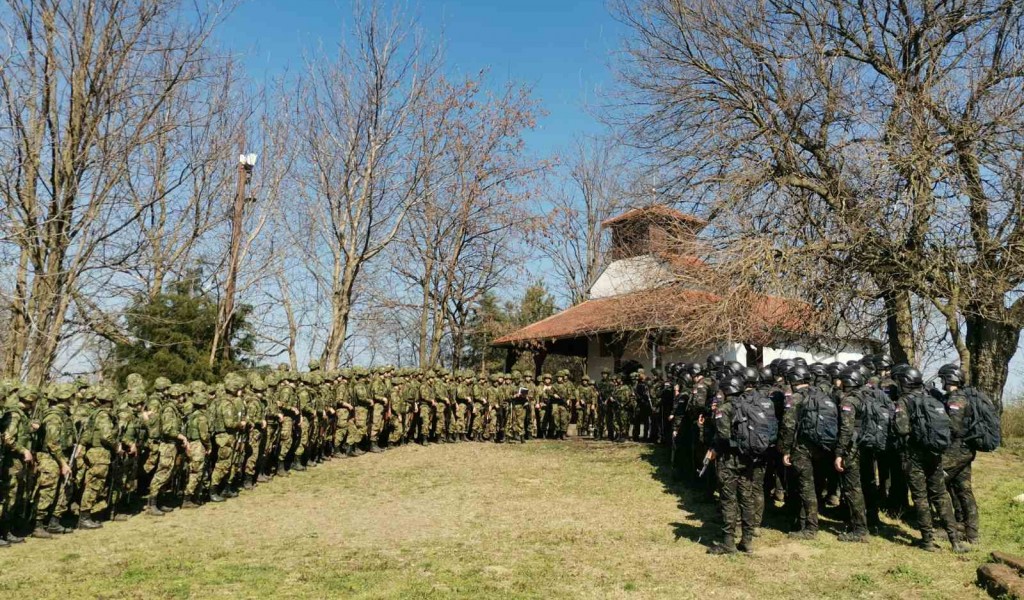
[350,369,372,452]
[834,368,870,542]
[31,385,75,537]
[243,374,269,487]
[892,367,966,553]
[182,383,212,508]
[937,364,980,544]
[779,366,831,539]
[277,371,300,470]
[210,375,244,501]
[415,371,436,445]
[78,386,118,529]
[142,377,170,489]
[148,384,187,515]
[1,385,37,542]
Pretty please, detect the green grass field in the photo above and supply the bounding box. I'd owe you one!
[0,439,1021,599]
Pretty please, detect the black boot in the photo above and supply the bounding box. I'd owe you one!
[32,521,53,539]
[46,517,69,535]
[370,444,384,454]
[78,512,103,530]
[707,536,737,555]
[277,459,290,476]
[147,497,166,516]
[292,460,307,471]
[738,534,754,554]
[181,497,199,509]
[209,491,225,503]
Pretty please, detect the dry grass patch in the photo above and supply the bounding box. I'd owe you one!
[0,440,1021,599]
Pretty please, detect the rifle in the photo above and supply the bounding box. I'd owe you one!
[697,452,712,478]
[60,421,85,515]
[107,422,127,521]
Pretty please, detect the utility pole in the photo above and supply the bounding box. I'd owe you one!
[213,137,256,365]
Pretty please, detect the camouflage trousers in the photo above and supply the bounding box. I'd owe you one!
[904,450,958,543]
[0,457,29,523]
[413,402,435,442]
[943,444,978,541]
[551,403,570,437]
[80,448,111,513]
[367,404,385,442]
[350,406,370,446]
[184,441,207,497]
[838,450,868,534]
[211,433,235,489]
[507,403,526,440]
[34,453,70,521]
[451,403,468,436]
[150,441,179,498]
[791,443,831,533]
[385,410,407,444]
[280,415,296,460]
[244,428,263,478]
[716,452,758,542]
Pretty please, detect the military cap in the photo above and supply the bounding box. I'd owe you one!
[191,380,207,393]
[18,385,40,402]
[191,391,209,407]
[167,384,188,397]
[50,383,75,401]
[125,373,146,390]
[153,377,172,391]
[249,373,267,392]
[224,373,246,393]
[308,359,321,371]
[93,386,116,402]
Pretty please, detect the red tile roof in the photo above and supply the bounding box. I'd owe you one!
[601,206,708,229]
[492,287,810,347]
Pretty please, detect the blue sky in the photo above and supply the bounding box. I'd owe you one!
[219,0,623,158]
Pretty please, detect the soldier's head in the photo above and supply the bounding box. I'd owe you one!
[17,385,40,409]
[153,377,172,394]
[93,385,116,405]
[873,354,893,376]
[937,364,963,390]
[601,368,610,380]
[308,359,321,372]
[167,384,188,401]
[581,375,592,386]
[125,373,146,392]
[787,365,812,388]
[757,367,774,387]
[249,373,267,394]
[706,354,724,372]
[542,373,553,384]
[719,375,744,397]
[49,383,75,407]
[894,365,923,391]
[839,367,865,390]
[224,373,246,396]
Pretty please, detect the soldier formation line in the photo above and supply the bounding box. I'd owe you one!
[0,355,1001,559]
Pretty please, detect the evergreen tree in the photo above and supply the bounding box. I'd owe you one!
[108,273,254,386]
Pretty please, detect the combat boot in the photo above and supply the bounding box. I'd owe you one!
[738,533,754,553]
[348,446,365,458]
[242,479,254,490]
[949,532,968,554]
[78,512,103,529]
[292,461,307,471]
[277,460,290,475]
[181,498,199,509]
[707,537,737,555]
[788,529,816,540]
[32,522,54,539]
[0,536,8,548]
[209,492,225,503]
[257,473,271,483]
[918,533,940,552]
[146,497,166,516]
[370,443,383,454]
[46,517,70,535]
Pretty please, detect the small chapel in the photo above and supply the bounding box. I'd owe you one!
[493,205,875,379]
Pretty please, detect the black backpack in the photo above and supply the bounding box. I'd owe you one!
[961,387,1001,452]
[797,388,838,450]
[908,390,952,453]
[859,387,895,452]
[732,391,778,456]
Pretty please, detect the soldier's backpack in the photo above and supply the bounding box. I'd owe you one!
[908,391,951,453]
[732,391,778,456]
[797,387,838,450]
[208,398,226,433]
[961,387,1001,452]
[858,387,895,452]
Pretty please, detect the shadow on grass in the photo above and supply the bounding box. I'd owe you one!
[636,444,919,549]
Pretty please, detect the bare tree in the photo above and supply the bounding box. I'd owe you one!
[615,0,1024,398]
[0,0,230,384]
[288,4,441,369]
[535,139,630,306]
[390,74,542,368]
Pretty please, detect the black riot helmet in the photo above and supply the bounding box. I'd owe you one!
[839,367,864,389]
[688,363,703,378]
[725,361,745,376]
[741,367,759,387]
[896,366,924,389]
[719,375,745,397]
[825,362,844,379]
[846,360,860,367]
[793,357,807,368]
[679,371,694,387]
[808,362,827,378]
[873,354,893,371]
[787,365,812,385]
[758,367,774,385]
[937,364,964,385]
[706,354,724,372]
[855,363,872,380]
[769,358,783,376]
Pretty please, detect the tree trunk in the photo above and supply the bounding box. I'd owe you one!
[882,289,916,365]
[964,312,1019,408]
